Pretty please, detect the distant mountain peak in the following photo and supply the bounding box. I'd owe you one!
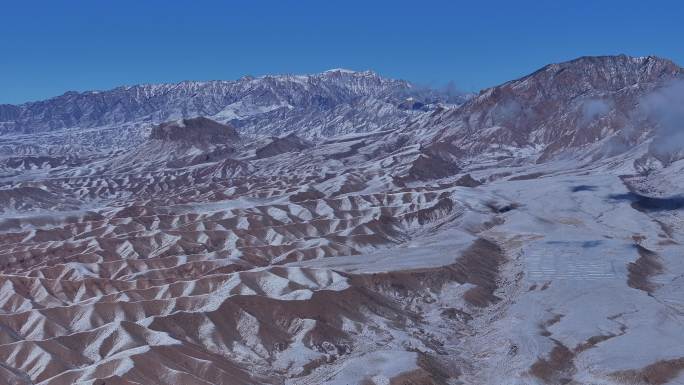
[323,68,358,74]
[512,54,681,89]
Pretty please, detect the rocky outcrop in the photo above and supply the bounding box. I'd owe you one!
[255,133,312,158]
[149,117,239,143]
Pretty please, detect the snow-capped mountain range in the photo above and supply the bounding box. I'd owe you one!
[0,69,465,146]
[2,55,684,385]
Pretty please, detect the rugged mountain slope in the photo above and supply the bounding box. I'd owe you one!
[407,55,683,164]
[1,56,684,385]
[0,69,464,148]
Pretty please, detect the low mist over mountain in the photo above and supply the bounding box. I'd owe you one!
[407,55,683,161]
[2,55,684,385]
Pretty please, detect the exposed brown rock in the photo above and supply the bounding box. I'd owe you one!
[451,238,506,307]
[611,357,684,385]
[529,341,576,384]
[399,153,461,183]
[454,173,482,187]
[289,188,325,202]
[509,172,545,181]
[627,245,664,293]
[149,117,239,143]
[255,133,312,159]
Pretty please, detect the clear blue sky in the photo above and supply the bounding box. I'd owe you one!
[2,0,683,104]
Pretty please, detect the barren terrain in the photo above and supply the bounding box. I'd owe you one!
[1,55,683,384]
